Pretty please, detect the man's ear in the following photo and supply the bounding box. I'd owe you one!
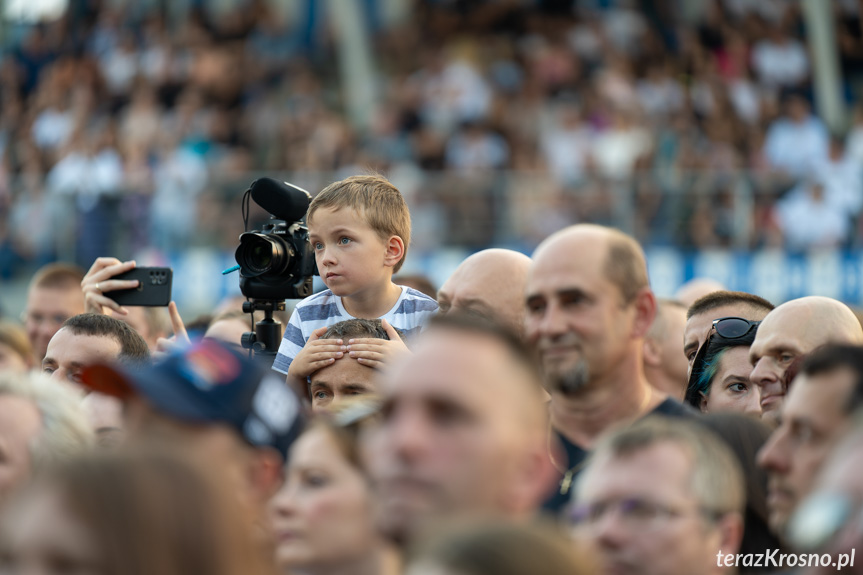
[643,337,662,367]
[714,511,744,557]
[631,288,657,339]
[383,236,405,269]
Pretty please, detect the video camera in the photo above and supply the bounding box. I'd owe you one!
[234,177,318,359]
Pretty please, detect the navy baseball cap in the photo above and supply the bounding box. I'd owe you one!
[81,339,304,460]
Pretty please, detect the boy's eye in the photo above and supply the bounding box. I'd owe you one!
[338,237,351,245]
[314,242,324,250]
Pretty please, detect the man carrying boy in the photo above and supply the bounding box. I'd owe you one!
[272,175,438,395]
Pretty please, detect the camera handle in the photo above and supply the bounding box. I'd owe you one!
[241,300,285,362]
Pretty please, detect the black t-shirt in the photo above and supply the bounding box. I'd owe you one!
[542,397,696,514]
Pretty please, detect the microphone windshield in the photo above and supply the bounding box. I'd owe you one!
[250,178,311,222]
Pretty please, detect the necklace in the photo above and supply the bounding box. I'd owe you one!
[548,385,654,495]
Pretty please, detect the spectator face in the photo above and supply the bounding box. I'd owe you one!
[649,305,688,394]
[701,347,761,416]
[787,97,809,122]
[757,368,855,534]
[123,399,273,516]
[24,287,85,361]
[363,329,538,544]
[437,250,531,333]
[0,483,101,575]
[309,356,376,413]
[270,426,377,571]
[0,396,41,501]
[683,304,746,375]
[525,237,636,395]
[749,313,812,418]
[80,393,124,448]
[41,328,122,386]
[310,207,399,298]
[573,442,726,575]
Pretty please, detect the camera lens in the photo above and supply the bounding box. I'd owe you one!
[237,233,289,275]
[250,244,272,269]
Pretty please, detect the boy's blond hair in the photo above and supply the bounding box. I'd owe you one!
[308,175,411,273]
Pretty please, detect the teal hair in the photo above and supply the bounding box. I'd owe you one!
[689,347,728,407]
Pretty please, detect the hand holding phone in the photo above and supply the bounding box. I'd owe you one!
[106,267,173,307]
[82,258,173,314]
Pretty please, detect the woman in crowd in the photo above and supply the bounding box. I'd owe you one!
[0,449,276,575]
[685,318,760,415]
[269,404,399,575]
[0,321,33,372]
[405,521,596,575]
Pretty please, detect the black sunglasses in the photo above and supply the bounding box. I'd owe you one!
[711,316,760,340]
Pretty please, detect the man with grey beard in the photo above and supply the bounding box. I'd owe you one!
[525,224,693,513]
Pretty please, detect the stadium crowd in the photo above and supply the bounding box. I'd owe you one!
[0,0,862,276]
[2,1,863,574]
[0,170,863,575]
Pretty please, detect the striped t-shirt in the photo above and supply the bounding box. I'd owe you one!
[272,285,439,375]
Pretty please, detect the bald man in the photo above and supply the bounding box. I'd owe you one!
[750,296,863,424]
[437,249,532,333]
[643,299,688,400]
[524,224,692,512]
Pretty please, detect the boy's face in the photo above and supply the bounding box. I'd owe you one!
[309,207,394,297]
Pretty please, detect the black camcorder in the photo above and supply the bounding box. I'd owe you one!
[235,178,318,301]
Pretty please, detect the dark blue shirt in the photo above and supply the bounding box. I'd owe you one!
[542,398,696,514]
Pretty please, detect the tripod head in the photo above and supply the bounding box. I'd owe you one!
[241,299,285,361]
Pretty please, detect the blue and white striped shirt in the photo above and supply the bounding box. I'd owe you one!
[272,286,439,374]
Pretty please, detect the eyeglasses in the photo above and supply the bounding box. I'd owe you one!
[711,317,760,340]
[787,491,863,552]
[566,497,722,531]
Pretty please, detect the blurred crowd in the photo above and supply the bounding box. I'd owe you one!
[5,214,863,574]
[0,0,862,278]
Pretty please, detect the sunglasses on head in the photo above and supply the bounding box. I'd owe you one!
[711,316,760,339]
[686,317,760,396]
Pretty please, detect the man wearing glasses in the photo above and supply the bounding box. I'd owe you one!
[749,296,863,424]
[570,417,745,575]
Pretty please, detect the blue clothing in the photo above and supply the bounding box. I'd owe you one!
[272,285,438,374]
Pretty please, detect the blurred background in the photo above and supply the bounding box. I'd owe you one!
[0,0,860,316]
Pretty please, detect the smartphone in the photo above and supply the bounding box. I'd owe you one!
[105,267,173,307]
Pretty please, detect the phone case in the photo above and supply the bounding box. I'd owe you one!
[106,268,173,307]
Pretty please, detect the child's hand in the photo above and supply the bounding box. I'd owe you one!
[346,319,409,369]
[288,327,346,380]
